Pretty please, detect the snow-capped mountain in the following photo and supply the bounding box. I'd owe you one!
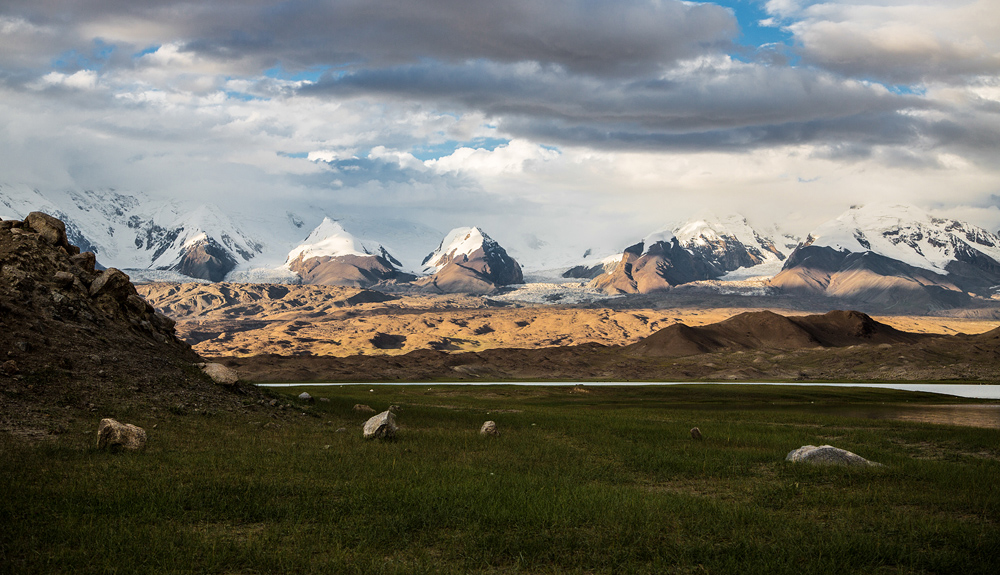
[286,218,401,266]
[416,227,523,294]
[283,218,413,286]
[673,213,789,279]
[0,184,262,281]
[800,204,1000,277]
[590,214,791,293]
[772,204,1000,307]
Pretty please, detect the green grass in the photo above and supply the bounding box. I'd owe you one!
[2,385,999,574]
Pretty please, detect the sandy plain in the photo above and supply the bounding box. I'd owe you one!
[136,282,1000,358]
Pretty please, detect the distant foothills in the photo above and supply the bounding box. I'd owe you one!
[3,184,1000,308]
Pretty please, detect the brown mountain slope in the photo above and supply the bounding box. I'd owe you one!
[770,246,971,310]
[287,253,415,287]
[626,310,930,358]
[0,213,266,438]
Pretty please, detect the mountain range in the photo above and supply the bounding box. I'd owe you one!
[3,184,999,307]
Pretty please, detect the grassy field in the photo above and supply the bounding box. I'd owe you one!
[2,384,999,574]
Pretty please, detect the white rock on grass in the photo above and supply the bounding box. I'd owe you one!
[97,418,147,451]
[363,410,397,440]
[197,362,239,385]
[786,445,881,467]
[480,420,500,436]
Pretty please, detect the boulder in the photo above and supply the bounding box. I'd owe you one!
[70,251,97,273]
[363,410,397,439]
[89,268,132,298]
[53,271,76,287]
[2,360,18,376]
[298,392,313,402]
[690,427,703,441]
[480,420,500,436]
[353,403,375,413]
[97,418,147,451]
[785,445,880,467]
[25,212,69,249]
[198,362,239,385]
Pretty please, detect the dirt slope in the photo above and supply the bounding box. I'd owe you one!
[0,213,266,438]
[626,310,929,358]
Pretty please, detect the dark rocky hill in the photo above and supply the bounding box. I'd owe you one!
[625,310,928,357]
[0,212,264,437]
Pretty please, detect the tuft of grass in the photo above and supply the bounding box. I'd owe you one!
[1,384,998,574]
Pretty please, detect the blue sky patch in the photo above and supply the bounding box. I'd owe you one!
[264,64,333,83]
[712,0,793,47]
[52,39,116,72]
[410,138,511,161]
[134,45,161,58]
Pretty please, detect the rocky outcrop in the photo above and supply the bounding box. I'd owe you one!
[97,418,147,451]
[0,212,266,437]
[363,410,398,439]
[416,227,523,294]
[590,238,722,294]
[786,445,880,467]
[24,212,78,254]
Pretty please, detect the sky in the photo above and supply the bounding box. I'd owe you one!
[1,0,1000,254]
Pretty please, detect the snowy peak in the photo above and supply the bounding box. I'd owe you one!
[641,228,677,247]
[0,184,263,281]
[282,218,410,287]
[805,203,1000,275]
[147,203,263,269]
[774,204,1000,307]
[589,213,793,293]
[422,226,493,273]
[287,217,382,263]
[671,212,787,276]
[416,226,523,294]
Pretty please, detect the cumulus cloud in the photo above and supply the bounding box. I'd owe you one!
[426,140,560,175]
[767,0,1000,84]
[33,69,99,90]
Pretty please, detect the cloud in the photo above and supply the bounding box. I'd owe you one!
[767,0,1000,84]
[33,69,99,90]
[305,56,931,154]
[1,0,1000,247]
[426,140,560,175]
[3,0,738,77]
